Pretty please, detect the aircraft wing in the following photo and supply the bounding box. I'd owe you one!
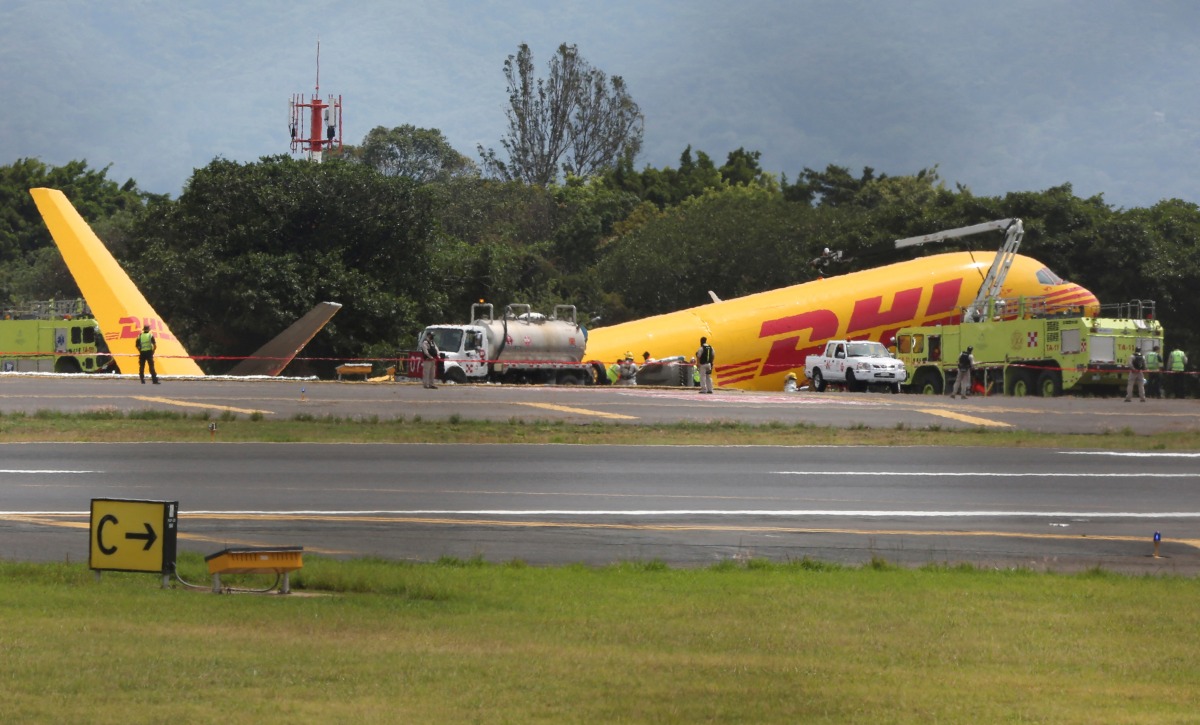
[227,302,343,376]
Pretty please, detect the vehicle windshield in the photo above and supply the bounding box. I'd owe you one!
[846,341,891,358]
[429,328,463,353]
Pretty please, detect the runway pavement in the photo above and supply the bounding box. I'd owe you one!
[1,372,1198,434]
[2,374,1198,572]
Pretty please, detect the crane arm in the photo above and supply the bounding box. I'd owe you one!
[894,218,1024,323]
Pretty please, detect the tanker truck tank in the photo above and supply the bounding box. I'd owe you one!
[406,303,596,385]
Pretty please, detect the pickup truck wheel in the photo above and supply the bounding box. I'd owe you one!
[810,368,826,392]
[845,371,861,393]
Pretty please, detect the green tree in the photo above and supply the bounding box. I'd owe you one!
[478,43,644,186]
[124,156,437,374]
[0,158,151,304]
[346,125,477,183]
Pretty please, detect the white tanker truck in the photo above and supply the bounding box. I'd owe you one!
[402,303,600,385]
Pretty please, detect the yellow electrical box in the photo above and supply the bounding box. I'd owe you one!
[205,547,304,575]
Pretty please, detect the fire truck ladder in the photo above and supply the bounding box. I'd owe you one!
[894,218,1024,323]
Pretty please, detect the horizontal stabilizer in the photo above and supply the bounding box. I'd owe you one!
[228,302,343,376]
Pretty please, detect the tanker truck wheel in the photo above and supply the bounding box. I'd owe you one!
[557,370,585,385]
[444,367,467,385]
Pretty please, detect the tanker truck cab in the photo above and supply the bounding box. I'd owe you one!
[424,324,490,384]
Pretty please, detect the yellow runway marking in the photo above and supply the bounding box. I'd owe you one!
[133,396,272,416]
[517,402,637,420]
[11,512,1200,555]
[2,514,351,556]
[919,408,1012,428]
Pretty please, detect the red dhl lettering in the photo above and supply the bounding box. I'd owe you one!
[758,278,965,380]
[117,316,176,342]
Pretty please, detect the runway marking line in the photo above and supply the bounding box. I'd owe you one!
[8,513,1200,554]
[919,408,1012,428]
[516,402,637,420]
[133,395,272,416]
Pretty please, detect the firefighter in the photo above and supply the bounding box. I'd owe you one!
[136,324,159,385]
[951,346,974,399]
[616,352,639,386]
[1167,347,1189,399]
[783,372,799,393]
[1126,348,1147,402]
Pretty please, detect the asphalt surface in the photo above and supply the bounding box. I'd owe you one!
[2,374,1199,573]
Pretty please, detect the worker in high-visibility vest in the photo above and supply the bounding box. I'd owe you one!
[1145,345,1163,399]
[1167,347,1189,399]
[136,325,159,385]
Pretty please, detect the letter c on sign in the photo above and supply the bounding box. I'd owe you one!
[97,513,119,555]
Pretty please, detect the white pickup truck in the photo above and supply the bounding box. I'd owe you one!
[805,340,907,393]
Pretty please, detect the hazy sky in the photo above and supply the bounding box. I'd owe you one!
[4,1,1198,209]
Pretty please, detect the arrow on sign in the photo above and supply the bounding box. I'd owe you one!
[125,522,158,551]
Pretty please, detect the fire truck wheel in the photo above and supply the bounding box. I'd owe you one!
[1008,369,1034,397]
[1035,370,1062,397]
[911,369,943,395]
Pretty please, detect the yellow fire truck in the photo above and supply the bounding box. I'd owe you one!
[895,297,1163,396]
[0,298,114,374]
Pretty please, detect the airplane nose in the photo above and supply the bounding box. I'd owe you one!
[1044,284,1100,316]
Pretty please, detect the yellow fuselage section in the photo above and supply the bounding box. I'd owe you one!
[585,252,1098,391]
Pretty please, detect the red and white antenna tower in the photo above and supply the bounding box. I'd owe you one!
[289,40,343,161]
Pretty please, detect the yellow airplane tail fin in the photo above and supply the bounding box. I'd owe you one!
[29,188,205,377]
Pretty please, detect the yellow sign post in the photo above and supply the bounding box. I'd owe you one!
[89,499,178,583]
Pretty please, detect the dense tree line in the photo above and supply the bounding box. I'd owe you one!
[4,150,1198,378]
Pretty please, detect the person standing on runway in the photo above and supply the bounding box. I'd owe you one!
[136,324,159,385]
[694,337,715,394]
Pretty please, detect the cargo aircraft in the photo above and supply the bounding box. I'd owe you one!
[584,225,1099,392]
[30,188,339,377]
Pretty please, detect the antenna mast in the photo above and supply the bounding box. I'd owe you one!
[289,40,342,161]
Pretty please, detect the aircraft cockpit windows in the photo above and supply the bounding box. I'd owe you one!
[1036,267,1065,285]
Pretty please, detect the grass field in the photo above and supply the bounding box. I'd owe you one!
[4,410,1199,722]
[3,556,1199,723]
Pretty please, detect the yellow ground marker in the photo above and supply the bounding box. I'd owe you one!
[133,396,271,416]
[920,408,1012,428]
[517,402,637,420]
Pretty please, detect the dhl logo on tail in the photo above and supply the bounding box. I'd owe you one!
[585,252,1098,391]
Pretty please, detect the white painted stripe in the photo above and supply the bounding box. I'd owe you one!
[0,469,97,474]
[774,470,1197,478]
[7,509,1200,519]
[1060,451,1200,458]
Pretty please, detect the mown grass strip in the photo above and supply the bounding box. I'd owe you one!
[2,408,1198,449]
[2,555,1198,722]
